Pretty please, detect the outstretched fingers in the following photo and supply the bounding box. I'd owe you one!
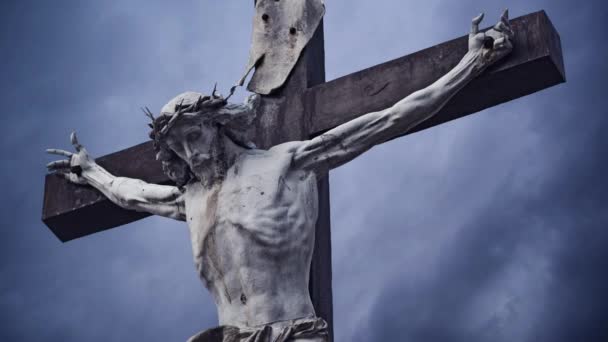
[494,35,513,51]
[47,160,70,170]
[46,148,73,157]
[70,131,82,152]
[493,9,514,52]
[55,170,83,184]
[501,8,510,23]
[494,9,514,38]
[470,13,485,36]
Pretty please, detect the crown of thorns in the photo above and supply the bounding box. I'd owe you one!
[143,85,236,150]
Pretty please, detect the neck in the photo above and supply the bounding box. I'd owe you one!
[222,133,247,164]
[196,134,246,189]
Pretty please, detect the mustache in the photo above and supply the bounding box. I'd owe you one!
[190,153,212,167]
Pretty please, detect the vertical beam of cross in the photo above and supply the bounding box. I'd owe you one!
[252,1,333,337]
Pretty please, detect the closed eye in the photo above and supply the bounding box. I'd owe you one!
[186,131,201,141]
[166,140,182,153]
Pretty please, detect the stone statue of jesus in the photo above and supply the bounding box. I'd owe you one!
[47,12,513,342]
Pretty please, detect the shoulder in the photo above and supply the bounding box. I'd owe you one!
[268,141,305,154]
[268,141,308,166]
[243,141,307,171]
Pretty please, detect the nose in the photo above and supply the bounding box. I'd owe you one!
[182,142,193,159]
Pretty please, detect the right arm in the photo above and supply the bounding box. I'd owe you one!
[47,132,186,221]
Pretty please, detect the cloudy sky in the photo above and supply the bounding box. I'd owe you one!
[1,0,607,341]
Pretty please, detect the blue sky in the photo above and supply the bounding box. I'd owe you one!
[1,0,607,341]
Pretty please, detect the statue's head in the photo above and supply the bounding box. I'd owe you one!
[145,89,258,186]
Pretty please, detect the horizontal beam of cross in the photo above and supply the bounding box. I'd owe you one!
[43,141,165,241]
[42,10,564,242]
[304,10,564,136]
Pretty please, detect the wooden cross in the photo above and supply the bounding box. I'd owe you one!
[42,5,564,341]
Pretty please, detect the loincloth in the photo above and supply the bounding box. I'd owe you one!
[187,316,328,342]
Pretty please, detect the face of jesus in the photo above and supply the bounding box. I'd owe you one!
[163,115,221,179]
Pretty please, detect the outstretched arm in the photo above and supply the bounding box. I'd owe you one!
[47,132,186,221]
[294,11,514,173]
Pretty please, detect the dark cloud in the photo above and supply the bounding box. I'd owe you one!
[325,0,608,341]
[355,121,608,342]
[1,0,607,341]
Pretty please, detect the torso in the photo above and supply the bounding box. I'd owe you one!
[183,143,319,327]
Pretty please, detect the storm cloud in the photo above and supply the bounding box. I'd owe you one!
[1,0,606,341]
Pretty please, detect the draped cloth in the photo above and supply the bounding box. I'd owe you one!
[187,316,328,342]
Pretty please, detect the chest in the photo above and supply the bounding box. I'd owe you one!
[183,151,318,228]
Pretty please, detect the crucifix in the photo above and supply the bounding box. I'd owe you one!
[43,1,564,341]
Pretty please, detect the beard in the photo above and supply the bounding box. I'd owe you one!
[162,159,191,188]
[190,133,227,188]
[190,153,212,170]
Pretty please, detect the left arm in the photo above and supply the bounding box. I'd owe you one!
[294,11,513,173]
[47,133,186,221]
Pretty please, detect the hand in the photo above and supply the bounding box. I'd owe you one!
[468,9,514,67]
[46,132,96,185]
